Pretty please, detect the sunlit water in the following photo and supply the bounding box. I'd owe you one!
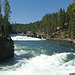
[0,34,75,75]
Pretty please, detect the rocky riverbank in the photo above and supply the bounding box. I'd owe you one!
[0,37,14,60]
[26,31,75,45]
[46,38,75,45]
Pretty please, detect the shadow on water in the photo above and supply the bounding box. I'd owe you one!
[0,53,27,71]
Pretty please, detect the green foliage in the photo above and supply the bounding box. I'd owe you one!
[58,8,66,29]
[3,0,11,20]
[58,8,62,27]
[62,9,66,29]
[3,0,11,37]
[68,0,75,39]
[11,0,75,39]
[66,6,72,23]
[0,0,11,37]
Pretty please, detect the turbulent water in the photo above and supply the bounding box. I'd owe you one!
[0,34,75,75]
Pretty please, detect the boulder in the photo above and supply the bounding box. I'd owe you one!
[0,37,14,60]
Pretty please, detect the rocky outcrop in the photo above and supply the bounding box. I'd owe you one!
[0,37,14,60]
[26,31,33,37]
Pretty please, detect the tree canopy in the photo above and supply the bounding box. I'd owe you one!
[0,0,11,37]
[10,0,75,39]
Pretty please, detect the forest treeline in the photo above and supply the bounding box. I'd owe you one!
[11,0,75,39]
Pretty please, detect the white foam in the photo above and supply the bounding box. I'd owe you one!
[0,53,75,75]
[15,50,29,56]
[11,36,46,41]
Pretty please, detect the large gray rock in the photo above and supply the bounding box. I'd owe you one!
[0,37,14,60]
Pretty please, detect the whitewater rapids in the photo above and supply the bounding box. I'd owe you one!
[0,52,75,75]
[0,34,75,75]
[11,35,46,41]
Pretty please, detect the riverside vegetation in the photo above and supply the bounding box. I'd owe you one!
[0,1,75,74]
[0,0,14,60]
[11,0,75,43]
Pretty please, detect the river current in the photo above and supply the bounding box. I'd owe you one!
[0,34,75,75]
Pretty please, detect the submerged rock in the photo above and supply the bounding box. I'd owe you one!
[0,37,14,60]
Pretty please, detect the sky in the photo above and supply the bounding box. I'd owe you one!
[2,0,73,24]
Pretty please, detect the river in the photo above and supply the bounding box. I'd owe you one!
[0,34,75,75]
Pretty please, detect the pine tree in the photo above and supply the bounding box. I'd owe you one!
[0,0,2,33]
[62,9,65,29]
[58,8,62,27]
[55,12,58,30]
[66,6,72,24]
[0,0,4,36]
[68,17,72,38]
[69,0,75,39]
[3,0,11,37]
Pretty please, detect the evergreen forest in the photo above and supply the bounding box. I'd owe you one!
[8,0,75,39]
[0,0,75,39]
